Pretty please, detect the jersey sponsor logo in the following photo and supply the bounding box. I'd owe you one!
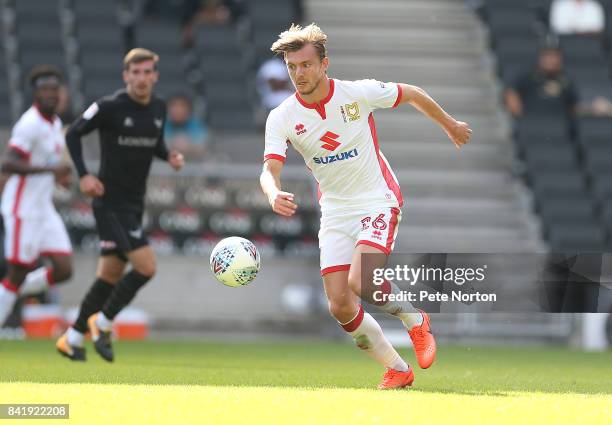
[313,148,358,165]
[320,131,341,151]
[83,102,99,120]
[345,102,360,122]
[124,117,134,127]
[295,123,307,135]
[117,135,157,147]
[154,118,163,129]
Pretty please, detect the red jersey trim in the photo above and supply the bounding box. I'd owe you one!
[368,113,403,206]
[34,103,56,124]
[295,79,335,120]
[356,240,391,255]
[321,264,351,276]
[263,154,286,163]
[392,84,403,108]
[8,144,31,160]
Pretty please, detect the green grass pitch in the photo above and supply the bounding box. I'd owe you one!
[0,340,610,424]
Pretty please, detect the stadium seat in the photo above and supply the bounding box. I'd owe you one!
[516,116,571,148]
[584,146,612,175]
[577,116,612,148]
[0,50,10,124]
[530,170,588,198]
[538,195,596,223]
[524,144,578,171]
[559,35,606,63]
[592,174,612,202]
[565,63,611,86]
[195,24,254,129]
[547,223,607,252]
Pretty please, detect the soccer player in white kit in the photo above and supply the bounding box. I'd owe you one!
[261,24,472,389]
[0,66,74,328]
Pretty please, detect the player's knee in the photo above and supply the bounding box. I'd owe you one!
[328,300,356,322]
[134,262,156,279]
[347,272,361,294]
[53,264,73,283]
[98,268,123,284]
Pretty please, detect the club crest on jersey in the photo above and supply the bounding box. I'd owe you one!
[345,102,360,122]
[313,148,359,164]
[295,123,307,135]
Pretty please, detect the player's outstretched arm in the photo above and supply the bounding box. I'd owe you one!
[397,84,472,148]
[1,147,70,177]
[260,159,298,217]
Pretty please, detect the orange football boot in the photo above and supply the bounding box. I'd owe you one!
[378,366,415,390]
[408,310,436,369]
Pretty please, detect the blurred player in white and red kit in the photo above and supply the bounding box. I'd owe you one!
[261,24,472,389]
[0,65,74,326]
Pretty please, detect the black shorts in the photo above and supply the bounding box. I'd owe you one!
[93,206,148,261]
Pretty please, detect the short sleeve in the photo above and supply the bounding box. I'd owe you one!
[358,79,402,111]
[263,109,288,163]
[9,119,37,158]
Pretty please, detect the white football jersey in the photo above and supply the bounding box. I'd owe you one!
[1,106,65,218]
[264,78,403,216]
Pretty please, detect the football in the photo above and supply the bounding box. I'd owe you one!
[210,237,261,287]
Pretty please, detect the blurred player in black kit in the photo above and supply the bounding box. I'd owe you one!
[57,48,184,362]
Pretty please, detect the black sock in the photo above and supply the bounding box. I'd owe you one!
[73,278,114,333]
[101,271,150,320]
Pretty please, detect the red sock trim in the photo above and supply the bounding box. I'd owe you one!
[2,279,19,293]
[46,267,55,287]
[340,305,365,332]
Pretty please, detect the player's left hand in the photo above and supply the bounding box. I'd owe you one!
[169,150,184,171]
[445,120,472,149]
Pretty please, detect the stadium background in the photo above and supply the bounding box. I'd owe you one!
[0,0,609,350]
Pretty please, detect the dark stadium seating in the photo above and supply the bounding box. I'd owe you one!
[194,24,253,129]
[482,0,612,251]
[0,29,10,125]
[538,195,596,223]
[135,23,193,99]
[547,222,606,251]
[15,1,65,74]
[74,0,124,104]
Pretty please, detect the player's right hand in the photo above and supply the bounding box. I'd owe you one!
[268,190,298,217]
[79,174,105,198]
[52,163,72,179]
[53,163,73,189]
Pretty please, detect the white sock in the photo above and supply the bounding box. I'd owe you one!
[340,305,409,372]
[66,327,84,347]
[19,267,52,297]
[96,312,113,331]
[374,280,423,328]
[0,283,19,326]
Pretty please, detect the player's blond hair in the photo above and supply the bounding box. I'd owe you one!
[270,23,328,61]
[123,48,159,70]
